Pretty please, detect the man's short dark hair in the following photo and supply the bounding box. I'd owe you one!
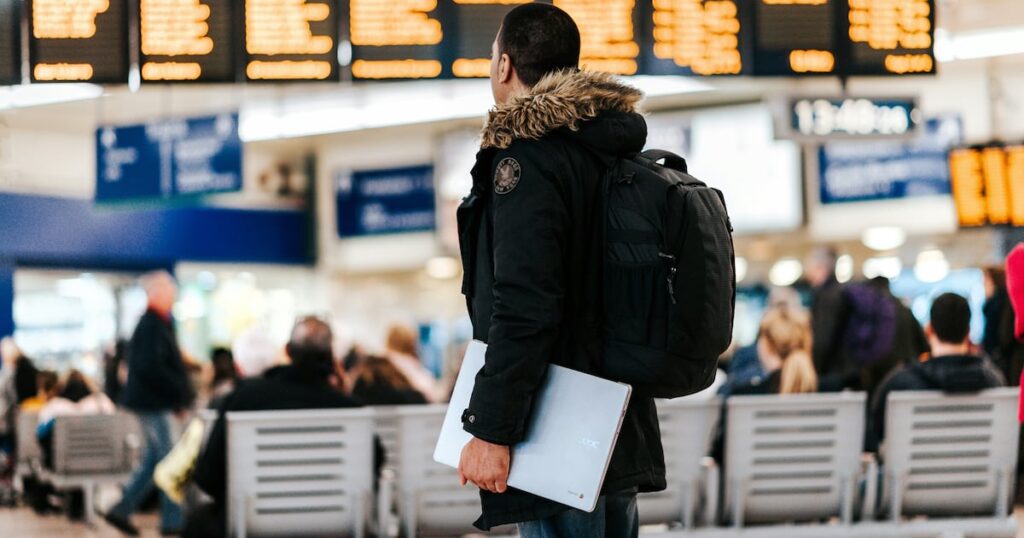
[286,316,334,376]
[498,4,580,87]
[930,293,971,344]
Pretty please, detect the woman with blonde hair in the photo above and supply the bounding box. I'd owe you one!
[753,307,818,395]
[384,323,441,402]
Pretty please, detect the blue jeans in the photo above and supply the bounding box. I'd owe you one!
[110,411,183,531]
[518,490,639,538]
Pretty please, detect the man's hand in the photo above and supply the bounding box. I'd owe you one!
[458,437,511,494]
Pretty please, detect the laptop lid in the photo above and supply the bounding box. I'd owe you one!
[434,340,632,512]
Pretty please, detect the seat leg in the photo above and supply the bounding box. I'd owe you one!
[730,478,744,528]
[401,492,416,538]
[995,467,1010,517]
[890,473,903,523]
[83,482,95,525]
[680,480,693,530]
[840,475,853,525]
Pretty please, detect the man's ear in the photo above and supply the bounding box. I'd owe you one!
[923,323,933,340]
[498,53,514,84]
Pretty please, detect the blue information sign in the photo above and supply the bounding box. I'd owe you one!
[336,165,436,238]
[818,115,962,205]
[96,113,242,202]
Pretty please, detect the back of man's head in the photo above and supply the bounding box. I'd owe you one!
[499,4,580,87]
[930,293,971,345]
[286,317,335,378]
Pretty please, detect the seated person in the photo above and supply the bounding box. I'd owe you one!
[712,307,818,461]
[188,317,382,538]
[718,288,805,397]
[20,370,59,412]
[867,293,1005,453]
[33,370,115,518]
[351,355,429,406]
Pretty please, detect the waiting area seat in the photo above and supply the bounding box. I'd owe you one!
[722,392,868,528]
[226,408,376,538]
[638,397,720,530]
[13,411,41,485]
[37,413,135,523]
[880,387,1020,523]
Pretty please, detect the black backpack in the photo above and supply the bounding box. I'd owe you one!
[601,149,736,398]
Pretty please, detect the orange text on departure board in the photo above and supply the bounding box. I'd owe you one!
[33,0,109,39]
[141,0,214,80]
[555,0,639,75]
[246,0,333,79]
[950,146,1024,227]
[652,0,743,75]
[350,0,443,46]
[246,0,332,55]
[451,0,530,77]
[849,0,933,74]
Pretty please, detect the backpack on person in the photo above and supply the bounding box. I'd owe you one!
[600,149,736,398]
[841,283,898,366]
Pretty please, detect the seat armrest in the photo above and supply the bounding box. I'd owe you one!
[860,453,878,521]
[376,469,396,538]
[700,457,720,526]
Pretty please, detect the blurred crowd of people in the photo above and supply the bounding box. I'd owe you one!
[0,248,1022,535]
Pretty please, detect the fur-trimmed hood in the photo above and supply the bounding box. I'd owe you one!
[481,69,644,150]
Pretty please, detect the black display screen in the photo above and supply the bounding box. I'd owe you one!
[28,0,130,83]
[139,0,235,83]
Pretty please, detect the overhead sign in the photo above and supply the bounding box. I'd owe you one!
[0,0,19,84]
[4,0,938,84]
[28,0,129,83]
[784,97,920,140]
[335,165,436,238]
[243,0,338,81]
[752,0,839,76]
[139,0,235,82]
[950,144,1024,228]
[818,116,962,205]
[96,113,242,202]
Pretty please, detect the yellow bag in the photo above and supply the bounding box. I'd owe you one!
[154,417,206,504]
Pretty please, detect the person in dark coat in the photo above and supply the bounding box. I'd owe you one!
[867,293,1005,453]
[805,247,849,392]
[104,271,192,536]
[982,266,1024,386]
[456,5,663,536]
[861,277,929,394]
[351,355,429,406]
[185,316,382,538]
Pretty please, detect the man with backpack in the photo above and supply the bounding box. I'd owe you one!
[456,5,734,536]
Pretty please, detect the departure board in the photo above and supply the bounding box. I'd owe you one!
[139,0,234,82]
[28,0,129,83]
[449,0,527,79]
[643,0,750,76]
[950,145,1024,228]
[753,0,838,76]
[243,0,338,81]
[0,0,19,84]
[846,0,934,75]
[345,0,444,80]
[554,0,639,75]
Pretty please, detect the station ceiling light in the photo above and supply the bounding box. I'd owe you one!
[914,249,950,283]
[861,226,907,252]
[935,26,1024,62]
[735,256,748,284]
[425,256,460,280]
[835,254,855,283]
[0,83,104,110]
[863,256,903,280]
[769,258,803,287]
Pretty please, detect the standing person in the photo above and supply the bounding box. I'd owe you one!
[982,266,1024,385]
[103,271,191,536]
[804,247,849,391]
[861,277,929,393]
[456,5,662,535]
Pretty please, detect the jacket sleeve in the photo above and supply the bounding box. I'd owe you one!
[462,146,569,445]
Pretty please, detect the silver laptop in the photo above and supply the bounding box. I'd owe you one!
[434,340,632,512]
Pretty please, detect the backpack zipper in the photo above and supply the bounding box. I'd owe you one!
[658,252,678,305]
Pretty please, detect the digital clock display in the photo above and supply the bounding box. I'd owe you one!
[789,97,919,139]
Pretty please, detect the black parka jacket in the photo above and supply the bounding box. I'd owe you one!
[457,69,666,530]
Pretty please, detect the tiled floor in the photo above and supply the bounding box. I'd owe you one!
[0,508,162,537]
